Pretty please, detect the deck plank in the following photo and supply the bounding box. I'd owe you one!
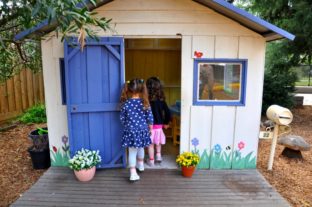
[12,168,290,207]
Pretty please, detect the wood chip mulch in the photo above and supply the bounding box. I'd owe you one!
[258,106,312,207]
[0,107,311,207]
[0,123,47,207]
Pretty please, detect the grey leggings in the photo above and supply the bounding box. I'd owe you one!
[128,147,145,167]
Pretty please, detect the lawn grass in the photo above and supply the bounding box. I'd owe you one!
[296,79,311,86]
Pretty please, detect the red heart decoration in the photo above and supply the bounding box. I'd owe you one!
[194,51,203,58]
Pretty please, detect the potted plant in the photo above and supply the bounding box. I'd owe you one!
[28,127,51,169]
[176,152,200,178]
[69,148,101,182]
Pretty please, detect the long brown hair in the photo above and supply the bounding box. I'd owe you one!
[146,77,166,101]
[120,78,150,109]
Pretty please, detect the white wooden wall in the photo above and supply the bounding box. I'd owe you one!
[41,37,68,165]
[189,35,265,169]
[42,0,266,168]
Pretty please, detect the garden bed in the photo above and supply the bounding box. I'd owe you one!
[258,106,312,207]
[0,123,47,207]
[0,107,311,207]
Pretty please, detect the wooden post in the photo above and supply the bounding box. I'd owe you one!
[268,125,279,170]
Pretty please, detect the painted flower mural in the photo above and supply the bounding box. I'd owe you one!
[214,144,222,153]
[238,141,245,150]
[61,135,70,153]
[191,137,199,155]
[50,135,70,166]
[189,138,256,169]
[191,137,210,169]
[232,140,256,169]
[191,137,199,147]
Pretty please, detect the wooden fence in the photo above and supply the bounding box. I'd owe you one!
[0,69,45,123]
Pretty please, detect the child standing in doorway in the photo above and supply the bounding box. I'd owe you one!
[120,78,154,181]
[146,77,172,166]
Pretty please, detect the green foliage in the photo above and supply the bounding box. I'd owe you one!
[252,0,312,64]
[28,127,49,151]
[0,0,112,82]
[224,0,310,111]
[19,104,47,124]
[262,42,298,113]
[37,127,48,135]
[233,0,311,112]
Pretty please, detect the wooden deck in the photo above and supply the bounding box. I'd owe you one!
[12,168,290,207]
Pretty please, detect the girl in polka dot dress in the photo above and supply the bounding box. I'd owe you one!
[120,78,154,181]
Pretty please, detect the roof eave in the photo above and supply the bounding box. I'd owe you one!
[14,0,113,41]
[193,0,295,42]
[15,0,295,42]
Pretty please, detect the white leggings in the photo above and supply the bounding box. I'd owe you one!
[128,147,144,167]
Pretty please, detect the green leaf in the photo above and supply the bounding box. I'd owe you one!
[89,0,97,6]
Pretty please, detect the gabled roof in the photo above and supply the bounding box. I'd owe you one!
[194,0,295,41]
[15,0,295,41]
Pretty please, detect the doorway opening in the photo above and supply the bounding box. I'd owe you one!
[125,38,181,169]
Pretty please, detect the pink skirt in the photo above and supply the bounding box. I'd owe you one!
[151,126,166,145]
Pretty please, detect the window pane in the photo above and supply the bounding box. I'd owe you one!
[198,63,241,101]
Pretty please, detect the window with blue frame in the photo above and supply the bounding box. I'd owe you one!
[193,59,247,106]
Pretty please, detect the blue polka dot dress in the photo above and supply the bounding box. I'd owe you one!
[120,98,154,148]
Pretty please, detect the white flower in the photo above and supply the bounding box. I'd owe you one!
[69,148,102,171]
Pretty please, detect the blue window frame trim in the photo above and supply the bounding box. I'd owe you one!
[193,58,247,106]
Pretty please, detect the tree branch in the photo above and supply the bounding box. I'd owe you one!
[0,23,22,32]
[14,42,27,62]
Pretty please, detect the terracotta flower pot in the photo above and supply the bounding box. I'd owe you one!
[74,166,96,182]
[181,165,196,178]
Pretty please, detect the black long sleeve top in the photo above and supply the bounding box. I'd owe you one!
[150,100,172,125]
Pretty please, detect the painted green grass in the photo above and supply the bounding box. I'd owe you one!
[207,150,256,169]
[210,151,232,169]
[51,149,70,167]
[232,151,256,169]
[197,149,210,169]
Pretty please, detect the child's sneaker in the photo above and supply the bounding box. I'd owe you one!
[146,159,155,167]
[136,162,144,172]
[129,173,140,182]
[156,153,162,162]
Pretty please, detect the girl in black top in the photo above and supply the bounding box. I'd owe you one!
[146,77,171,166]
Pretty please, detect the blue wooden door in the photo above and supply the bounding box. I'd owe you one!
[64,37,126,168]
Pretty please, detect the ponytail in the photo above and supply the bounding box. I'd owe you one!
[120,82,129,105]
[120,78,150,109]
[141,83,150,109]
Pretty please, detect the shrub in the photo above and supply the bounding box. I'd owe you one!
[262,42,297,114]
[19,104,47,123]
[262,66,297,114]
